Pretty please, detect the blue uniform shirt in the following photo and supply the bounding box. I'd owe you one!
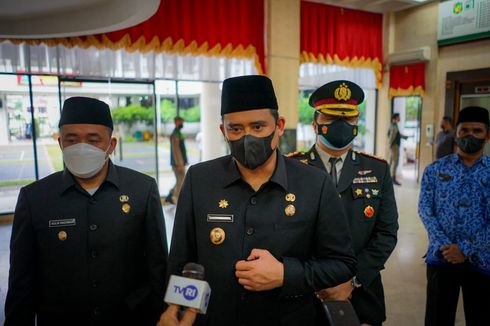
[419,153,490,275]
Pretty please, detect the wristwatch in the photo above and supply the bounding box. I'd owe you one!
[351,276,362,289]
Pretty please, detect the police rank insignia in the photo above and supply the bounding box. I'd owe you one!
[218,199,229,209]
[285,204,296,216]
[58,231,68,241]
[210,227,225,245]
[119,195,129,202]
[364,206,375,218]
[122,203,131,214]
[285,193,296,202]
[334,83,351,101]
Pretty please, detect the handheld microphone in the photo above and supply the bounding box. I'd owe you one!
[164,263,211,314]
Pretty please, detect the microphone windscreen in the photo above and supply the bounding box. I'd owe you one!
[182,263,205,280]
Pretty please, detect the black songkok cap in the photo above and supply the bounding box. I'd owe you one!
[457,106,489,126]
[59,97,113,129]
[221,75,278,115]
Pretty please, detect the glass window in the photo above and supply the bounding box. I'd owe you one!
[0,74,35,213]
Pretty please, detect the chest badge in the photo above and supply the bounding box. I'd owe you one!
[355,188,363,196]
[58,231,68,241]
[364,206,374,218]
[372,189,379,196]
[122,203,131,214]
[210,227,225,245]
[285,204,296,217]
[119,195,129,202]
[285,193,296,202]
[218,199,229,209]
[358,170,372,175]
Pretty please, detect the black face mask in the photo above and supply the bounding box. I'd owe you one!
[456,135,486,154]
[178,124,184,130]
[317,119,358,150]
[440,124,445,130]
[228,130,276,169]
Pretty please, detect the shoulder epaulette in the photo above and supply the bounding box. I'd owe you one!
[285,151,305,158]
[355,151,388,163]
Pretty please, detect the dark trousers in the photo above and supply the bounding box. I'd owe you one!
[425,264,490,326]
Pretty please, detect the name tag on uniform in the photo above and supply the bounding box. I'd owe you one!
[207,214,234,223]
[49,218,76,227]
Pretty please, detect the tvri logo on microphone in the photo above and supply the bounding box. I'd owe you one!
[174,284,199,301]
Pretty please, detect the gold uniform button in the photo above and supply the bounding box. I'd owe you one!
[122,203,131,214]
[210,227,225,245]
[58,231,67,241]
[285,204,296,216]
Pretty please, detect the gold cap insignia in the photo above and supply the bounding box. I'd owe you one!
[58,231,67,241]
[122,203,131,214]
[334,83,352,101]
[285,204,296,217]
[210,227,225,245]
[119,195,129,202]
[285,193,296,202]
[218,199,229,209]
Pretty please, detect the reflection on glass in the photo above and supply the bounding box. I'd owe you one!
[31,75,63,179]
[0,74,35,213]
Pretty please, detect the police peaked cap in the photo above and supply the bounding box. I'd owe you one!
[59,97,113,130]
[221,75,278,115]
[309,80,365,117]
[457,106,489,126]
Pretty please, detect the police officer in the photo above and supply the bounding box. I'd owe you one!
[289,80,399,326]
[167,75,357,326]
[5,97,168,326]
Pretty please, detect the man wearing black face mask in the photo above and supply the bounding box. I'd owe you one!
[167,75,357,326]
[289,80,398,326]
[419,106,490,326]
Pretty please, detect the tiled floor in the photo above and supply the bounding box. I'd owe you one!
[0,176,466,325]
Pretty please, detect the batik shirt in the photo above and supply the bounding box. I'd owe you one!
[419,153,490,275]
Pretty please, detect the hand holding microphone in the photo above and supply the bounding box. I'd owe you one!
[157,304,197,326]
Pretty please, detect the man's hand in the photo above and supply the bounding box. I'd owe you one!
[315,280,354,301]
[235,249,284,291]
[157,304,197,326]
[441,244,466,264]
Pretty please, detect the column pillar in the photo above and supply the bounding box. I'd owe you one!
[266,0,301,153]
[200,82,226,161]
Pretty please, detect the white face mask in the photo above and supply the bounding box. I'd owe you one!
[62,143,110,179]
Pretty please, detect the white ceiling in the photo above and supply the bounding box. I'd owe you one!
[0,0,160,39]
[310,0,434,13]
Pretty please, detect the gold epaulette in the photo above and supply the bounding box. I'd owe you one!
[356,151,388,163]
[285,151,305,158]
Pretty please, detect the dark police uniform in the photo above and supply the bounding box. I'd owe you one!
[290,147,398,325]
[168,153,357,326]
[5,161,167,326]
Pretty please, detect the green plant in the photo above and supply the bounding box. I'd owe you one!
[112,105,153,127]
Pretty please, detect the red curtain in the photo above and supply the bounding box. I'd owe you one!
[5,0,266,74]
[389,63,425,97]
[300,1,383,87]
